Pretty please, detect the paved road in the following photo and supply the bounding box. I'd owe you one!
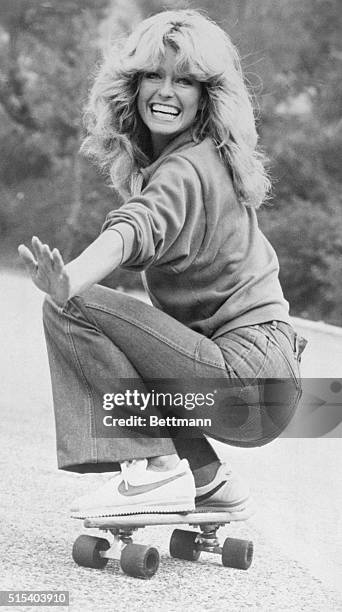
[1,272,342,612]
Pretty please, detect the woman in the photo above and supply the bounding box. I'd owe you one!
[18,9,305,518]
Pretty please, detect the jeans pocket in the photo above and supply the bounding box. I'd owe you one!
[216,326,270,384]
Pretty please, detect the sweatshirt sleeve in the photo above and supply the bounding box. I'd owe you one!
[101,154,205,271]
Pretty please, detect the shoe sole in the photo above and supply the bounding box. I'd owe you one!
[71,499,195,519]
[195,500,255,521]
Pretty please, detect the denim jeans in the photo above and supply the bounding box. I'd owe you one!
[42,284,305,473]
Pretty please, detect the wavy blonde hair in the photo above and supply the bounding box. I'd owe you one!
[82,9,270,207]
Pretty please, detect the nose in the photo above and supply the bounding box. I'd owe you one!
[158,77,174,98]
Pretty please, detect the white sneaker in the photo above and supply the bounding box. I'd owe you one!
[195,463,252,516]
[70,458,195,518]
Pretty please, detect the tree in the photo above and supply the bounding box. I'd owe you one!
[0,0,109,258]
[0,0,107,135]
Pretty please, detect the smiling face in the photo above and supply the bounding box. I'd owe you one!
[137,46,202,157]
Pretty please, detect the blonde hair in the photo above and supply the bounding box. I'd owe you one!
[82,9,270,207]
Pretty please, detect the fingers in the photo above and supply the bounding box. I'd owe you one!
[20,237,64,277]
[32,236,65,278]
[52,247,65,274]
[31,236,53,272]
[31,236,42,261]
[18,244,38,276]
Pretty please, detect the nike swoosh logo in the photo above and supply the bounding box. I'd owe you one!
[195,480,227,504]
[118,472,186,496]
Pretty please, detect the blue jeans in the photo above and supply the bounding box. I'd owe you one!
[42,284,304,473]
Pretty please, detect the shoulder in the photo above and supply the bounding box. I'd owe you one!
[178,138,220,164]
[176,138,235,198]
[145,146,204,188]
[156,138,224,177]
[178,137,219,162]
[176,138,231,184]
[143,137,233,196]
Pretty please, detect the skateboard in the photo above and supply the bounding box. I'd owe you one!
[72,509,254,579]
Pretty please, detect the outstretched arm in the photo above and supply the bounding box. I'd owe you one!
[18,223,135,307]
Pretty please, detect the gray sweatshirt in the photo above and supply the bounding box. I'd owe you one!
[102,131,290,339]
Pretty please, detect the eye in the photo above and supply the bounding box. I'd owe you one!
[176,76,194,86]
[143,71,161,80]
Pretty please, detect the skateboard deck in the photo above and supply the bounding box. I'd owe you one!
[72,509,254,578]
[82,507,250,528]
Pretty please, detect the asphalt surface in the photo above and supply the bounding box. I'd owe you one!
[1,271,342,612]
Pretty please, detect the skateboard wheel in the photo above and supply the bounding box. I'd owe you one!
[120,543,160,579]
[72,535,110,569]
[221,537,253,570]
[169,529,201,561]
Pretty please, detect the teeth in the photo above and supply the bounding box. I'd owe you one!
[151,103,180,116]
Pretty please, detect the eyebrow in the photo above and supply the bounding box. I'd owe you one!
[143,67,196,79]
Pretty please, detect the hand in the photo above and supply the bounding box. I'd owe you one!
[18,236,71,306]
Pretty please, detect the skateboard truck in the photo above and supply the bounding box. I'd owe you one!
[197,524,222,553]
[72,511,254,579]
